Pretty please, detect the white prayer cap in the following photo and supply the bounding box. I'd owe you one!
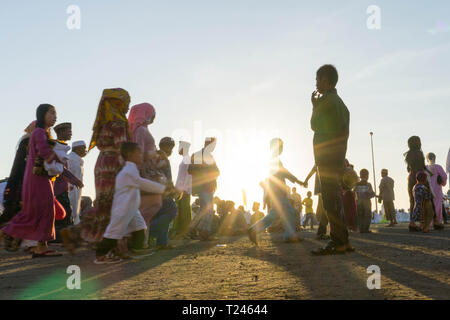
[72,140,86,148]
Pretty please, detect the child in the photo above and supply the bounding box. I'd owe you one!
[95,142,167,264]
[233,206,249,235]
[289,187,303,231]
[302,191,316,229]
[148,137,181,250]
[413,171,435,233]
[342,160,359,231]
[354,169,375,233]
[248,138,303,245]
[250,202,265,226]
[309,64,353,255]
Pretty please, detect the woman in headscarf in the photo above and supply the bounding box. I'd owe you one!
[0,121,36,226]
[1,104,65,257]
[404,136,427,232]
[62,88,131,250]
[128,103,163,247]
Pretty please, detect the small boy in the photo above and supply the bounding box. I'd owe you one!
[95,142,167,264]
[354,169,376,233]
[302,191,316,229]
[233,206,249,235]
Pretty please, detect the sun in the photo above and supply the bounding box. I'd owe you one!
[214,132,274,209]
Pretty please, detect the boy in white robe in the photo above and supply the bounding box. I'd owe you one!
[68,141,87,225]
[95,142,167,264]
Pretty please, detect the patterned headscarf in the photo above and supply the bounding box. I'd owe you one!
[128,103,156,137]
[24,121,36,134]
[89,88,131,151]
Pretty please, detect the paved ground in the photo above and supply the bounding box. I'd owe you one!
[0,223,449,300]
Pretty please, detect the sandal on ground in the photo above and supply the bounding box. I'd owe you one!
[433,224,444,230]
[311,242,345,256]
[130,248,155,256]
[94,255,122,264]
[409,225,421,232]
[32,250,63,258]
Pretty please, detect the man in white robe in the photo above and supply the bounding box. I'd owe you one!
[68,141,87,225]
[172,141,192,238]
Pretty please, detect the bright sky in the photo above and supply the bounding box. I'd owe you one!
[1,0,449,212]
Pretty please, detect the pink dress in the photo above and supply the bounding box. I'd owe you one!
[2,128,61,242]
[426,163,447,224]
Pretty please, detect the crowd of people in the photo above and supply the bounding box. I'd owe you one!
[0,64,449,263]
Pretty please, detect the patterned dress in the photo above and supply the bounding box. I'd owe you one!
[80,121,129,242]
[412,184,433,224]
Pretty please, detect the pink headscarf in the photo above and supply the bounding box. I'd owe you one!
[128,103,156,137]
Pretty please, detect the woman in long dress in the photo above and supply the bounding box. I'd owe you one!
[1,104,65,256]
[0,121,36,226]
[128,103,163,247]
[62,88,131,251]
[426,152,447,229]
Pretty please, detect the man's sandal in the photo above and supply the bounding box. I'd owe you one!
[32,250,63,258]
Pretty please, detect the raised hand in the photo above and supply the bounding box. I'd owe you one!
[311,90,319,107]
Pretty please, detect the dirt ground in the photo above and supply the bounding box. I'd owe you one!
[0,223,448,300]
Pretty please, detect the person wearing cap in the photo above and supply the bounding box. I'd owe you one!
[52,122,73,240]
[172,141,193,239]
[378,169,397,227]
[68,141,87,225]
